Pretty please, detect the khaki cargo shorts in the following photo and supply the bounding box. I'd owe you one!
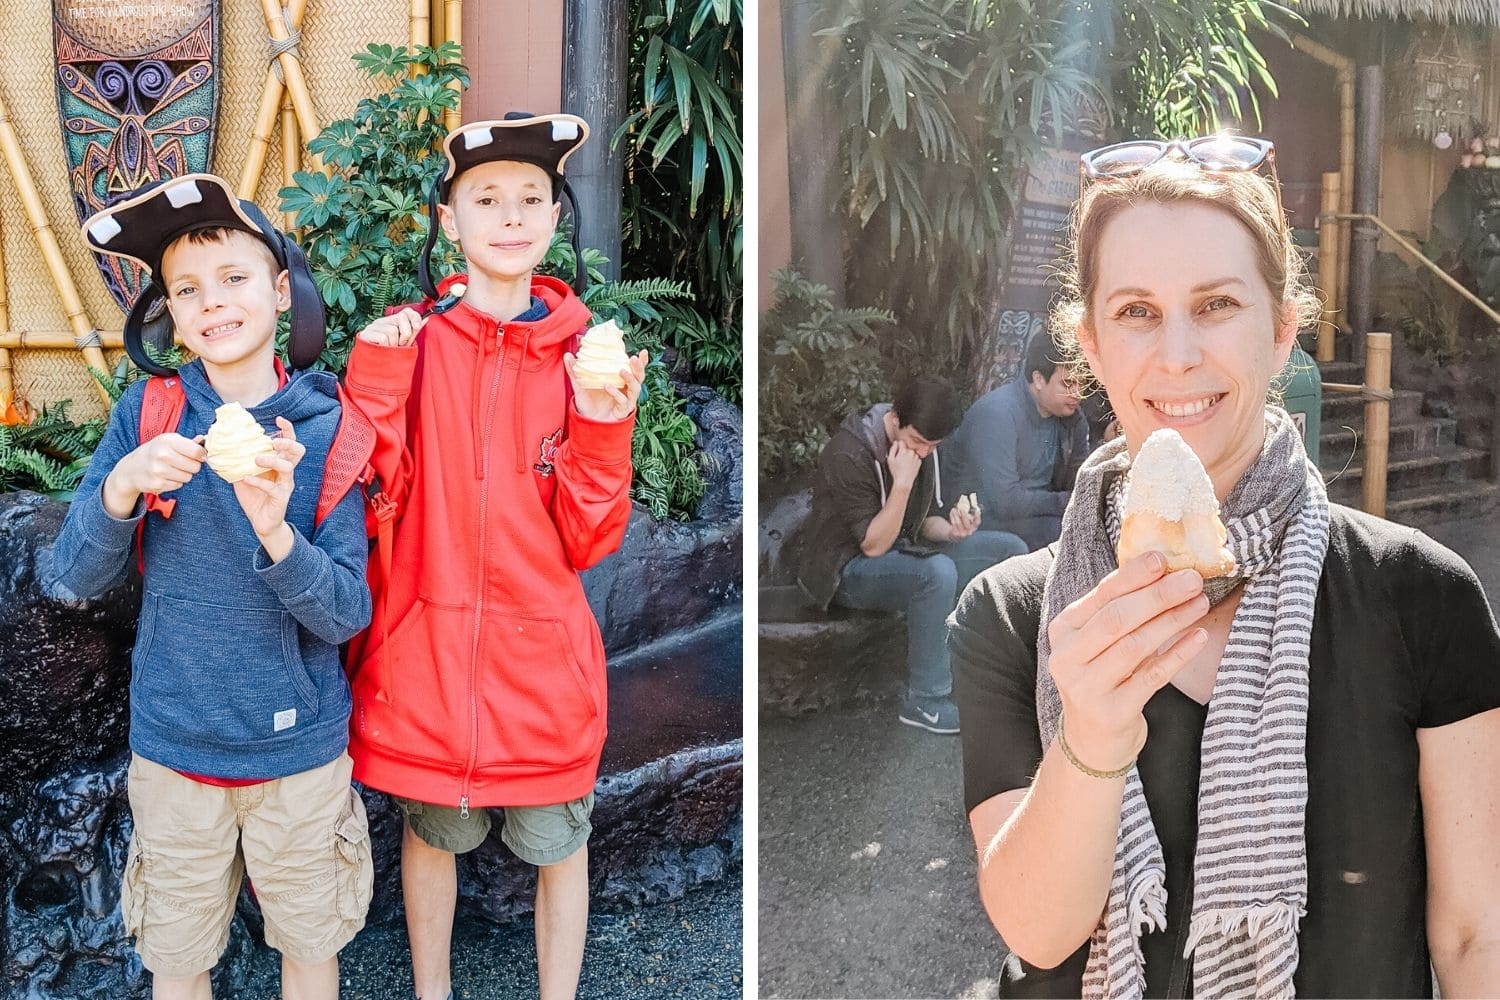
[121,752,374,979]
[395,792,595,865]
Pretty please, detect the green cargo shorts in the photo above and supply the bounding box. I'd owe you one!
[394,793,595,865]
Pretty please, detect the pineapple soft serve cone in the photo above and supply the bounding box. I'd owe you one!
[572,319,630,390]
[204,402,276,483]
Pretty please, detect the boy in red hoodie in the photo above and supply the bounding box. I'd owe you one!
[341,113,645,1000]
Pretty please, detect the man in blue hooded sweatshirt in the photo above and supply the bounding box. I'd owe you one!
[50,174,373,1000]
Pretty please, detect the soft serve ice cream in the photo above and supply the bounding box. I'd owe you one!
[571,319,631,390]
[204,402,276,483]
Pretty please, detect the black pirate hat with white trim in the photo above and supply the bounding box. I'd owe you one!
[419,112,591,302]
[81,173,325,377]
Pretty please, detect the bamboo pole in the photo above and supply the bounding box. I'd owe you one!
[259,0,321,155]
[411,0,430,57]
[1291,34,1355,320]
[0,92,109,406]
[240,0,311,198]
[0,195,10,407]
[1339,70,1354,318]
[240,74,283,199]
[1317,172,1341,362]
[281,92,298,229]
[1362,332,1392,518]
[0,330,126,350]
[443,0,462,129]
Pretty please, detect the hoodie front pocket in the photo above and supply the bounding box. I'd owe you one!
[479,614,602,769]
[135,593,320,742]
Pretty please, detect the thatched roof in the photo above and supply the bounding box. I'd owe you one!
[1298,0,1500,27]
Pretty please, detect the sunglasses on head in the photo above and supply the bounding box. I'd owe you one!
[1077,135,1285,239]
[1079,135,1279,196]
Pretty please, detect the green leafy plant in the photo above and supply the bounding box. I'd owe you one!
[629,332,711,521]
[761,267,893,482]
[817,0,1299,383]
[279,42,469,372]
[615,0,742,404]
[0,400,103,500]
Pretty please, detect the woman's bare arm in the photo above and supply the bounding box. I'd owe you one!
[1421,706,1500,996]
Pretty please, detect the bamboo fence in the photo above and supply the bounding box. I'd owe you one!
[0,0,456,416]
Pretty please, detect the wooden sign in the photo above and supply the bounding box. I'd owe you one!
[54,0,220,311]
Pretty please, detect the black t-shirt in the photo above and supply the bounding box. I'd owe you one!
[951,505,1500,998]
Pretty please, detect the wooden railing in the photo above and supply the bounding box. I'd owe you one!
[1316,167,1500,513]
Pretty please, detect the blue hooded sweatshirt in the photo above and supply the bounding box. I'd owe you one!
[48,360,371,779]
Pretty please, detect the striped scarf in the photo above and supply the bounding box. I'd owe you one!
[1035,408,1330,998]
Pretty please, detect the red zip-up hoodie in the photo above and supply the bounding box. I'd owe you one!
[343,274,635,809]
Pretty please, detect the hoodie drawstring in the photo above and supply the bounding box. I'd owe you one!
[933,448,943,509]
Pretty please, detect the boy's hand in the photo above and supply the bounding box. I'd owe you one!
[232,417,304,562]
[357,308,425,348]
[564,350,649,423]
[103,433,207,518]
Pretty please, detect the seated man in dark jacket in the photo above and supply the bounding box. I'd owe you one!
[793,377,1027,733]
[944,333,1090,550]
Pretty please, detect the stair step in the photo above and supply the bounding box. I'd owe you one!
[1321,446,1490,503]
[1320,388,1425,425]
[1320,417,1457,460]
[1381,480,1500,527]
[1314,360,1364,385]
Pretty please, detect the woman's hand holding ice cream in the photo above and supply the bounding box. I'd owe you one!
[1046,552,1211,772]
[231,416,305,563]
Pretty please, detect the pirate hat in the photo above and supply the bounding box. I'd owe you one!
[81,173,325,377]
[419,112,591,301]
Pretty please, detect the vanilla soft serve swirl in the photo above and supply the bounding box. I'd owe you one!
[204,402,275,483]
[572,319,630,389]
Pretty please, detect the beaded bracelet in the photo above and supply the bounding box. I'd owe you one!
[1057,713,1137,780]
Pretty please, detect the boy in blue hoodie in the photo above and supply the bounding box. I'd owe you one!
[50,174,373,1000]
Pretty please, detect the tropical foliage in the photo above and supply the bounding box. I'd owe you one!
[616,0,742,403]
[0,350,183,499]
[280,42,468,372]
[760,267,893,480]
[816,0,1298,381]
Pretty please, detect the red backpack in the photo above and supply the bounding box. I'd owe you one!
[133,374,398,668]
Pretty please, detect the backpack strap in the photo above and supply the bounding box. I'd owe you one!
[322,384,399,698]
[135,375,188,576]
[138,374,187,518]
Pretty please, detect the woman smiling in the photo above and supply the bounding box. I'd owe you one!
[951,137,1500,998]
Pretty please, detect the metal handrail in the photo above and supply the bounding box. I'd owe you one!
[1330,211,1500,328]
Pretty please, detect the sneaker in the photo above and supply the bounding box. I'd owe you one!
[898,694,960,734]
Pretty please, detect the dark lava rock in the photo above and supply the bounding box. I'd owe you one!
[0,493,138,791]
[759,614,905,716]
[758,491,812,587]
[682,385,743,524]
[461,741,743,923]
[0,753,255,1000]
[757,488,906,715]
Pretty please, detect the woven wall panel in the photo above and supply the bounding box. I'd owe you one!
[5,0,409,417]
